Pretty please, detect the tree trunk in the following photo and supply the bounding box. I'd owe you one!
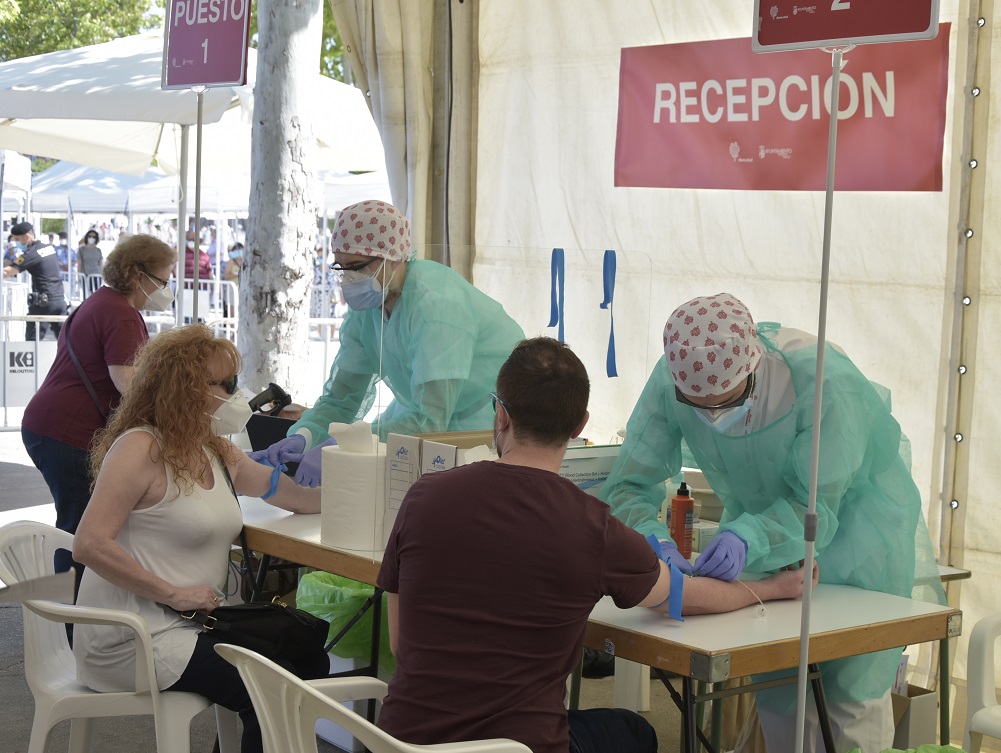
[241,0,322,397]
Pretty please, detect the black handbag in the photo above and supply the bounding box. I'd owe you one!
[179,596,329,663]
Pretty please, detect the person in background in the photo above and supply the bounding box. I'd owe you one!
[78,229,104,296]
[73,325,325,753]
[223,242,244,283]
[183,230,212,280]
[252,199,525,488]
[599,292,945,753]
[4,234,17,267]
[54,231,73,272]
[2,221,67,340]
[378,337,816,753]
[21,234,176,584]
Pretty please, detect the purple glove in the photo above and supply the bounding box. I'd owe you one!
[693,531,747,581]
[288,438,337,488]
[658,540,695,576]
[248,434,306,467]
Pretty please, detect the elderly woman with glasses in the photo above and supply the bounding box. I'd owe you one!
[252,199,525,487]
[21,234,177,587]
[72,325,324,753]
[599,292,945,753]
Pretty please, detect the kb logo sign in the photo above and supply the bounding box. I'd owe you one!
[9,351,34,369]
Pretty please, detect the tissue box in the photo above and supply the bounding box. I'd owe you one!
[891,683,937,749]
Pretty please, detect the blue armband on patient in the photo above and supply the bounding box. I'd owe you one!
[259,463,286,500]
[646,534,685,621]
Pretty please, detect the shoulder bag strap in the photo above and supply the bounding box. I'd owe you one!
[63,309,108,420]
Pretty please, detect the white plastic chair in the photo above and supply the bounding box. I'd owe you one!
[965,613,1001,753]
[214,643,533,753]
[0,521,238,753]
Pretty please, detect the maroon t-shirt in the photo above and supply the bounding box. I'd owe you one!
[23,286,147,449]
[377,461,660,753]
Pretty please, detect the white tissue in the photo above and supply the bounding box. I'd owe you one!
[457,444,497,465]
[321,421,385,551]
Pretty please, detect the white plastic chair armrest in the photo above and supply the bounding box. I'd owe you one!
[26,599,161,694]
[417,740,532,753]
[308,676,389,703]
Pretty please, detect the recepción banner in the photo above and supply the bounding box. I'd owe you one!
[614,29,950,191]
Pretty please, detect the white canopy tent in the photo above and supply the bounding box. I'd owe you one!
[0,33,386,178]
[331,0,997,740]
[29,160,165,215]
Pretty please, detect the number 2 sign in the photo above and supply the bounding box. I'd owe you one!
[162,0,252,89]
[752,0,939,52]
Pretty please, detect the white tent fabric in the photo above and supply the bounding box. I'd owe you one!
[322,170,392,213]
[330,0,434,248]
[30,161,165,214]
[1,149,31,214]
[0,33,387,178]
[465,0,996,735]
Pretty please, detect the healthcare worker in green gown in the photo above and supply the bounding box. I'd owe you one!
[252,199,525,486]
[600,292,944,753]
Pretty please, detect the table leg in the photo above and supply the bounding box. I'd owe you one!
[366,593,383,721]
[568,655,582,710]
[684,676,697,753]
[710,682,723,753]
[252,553,272,601]
[695,680,707,753]
[940,637,950,745]
[809,663,836,753]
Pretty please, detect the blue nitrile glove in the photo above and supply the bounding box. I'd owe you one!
[658,540,695,576]
[693,531,747,581]
[248,434,306,467]
[288,438,337,488]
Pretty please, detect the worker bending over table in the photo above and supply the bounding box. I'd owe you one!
[252,199,524,486]
[600,293,945,753]
[377,337,816,753]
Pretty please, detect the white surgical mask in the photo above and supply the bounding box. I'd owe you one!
[209,392,252,435]
[86,237,97,246]
[342,261,396,310]
[693,401,754,434]
[186,240,196,250]
[142,274,175,312]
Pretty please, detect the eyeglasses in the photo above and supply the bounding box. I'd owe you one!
[144,271,171,290]
[675,372,755,411]
[330,257,378,276]
[490,392,510,414]
[210,374,239,395]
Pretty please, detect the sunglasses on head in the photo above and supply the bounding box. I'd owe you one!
[210,374,239,395]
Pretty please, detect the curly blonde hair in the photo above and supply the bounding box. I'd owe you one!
[102,234,175,292]
[91,325,243,491]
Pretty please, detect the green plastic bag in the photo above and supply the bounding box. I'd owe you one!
[295,572,395,674]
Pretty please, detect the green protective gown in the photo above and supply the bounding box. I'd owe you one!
[291,260,525,444]
[599,323,944,710]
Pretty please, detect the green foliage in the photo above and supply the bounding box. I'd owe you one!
[0,0,19,25]
[40,218,67,235]
[29,157,57,173]
[0,0,163,62]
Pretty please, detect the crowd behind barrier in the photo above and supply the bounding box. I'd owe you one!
[0,274,345,424]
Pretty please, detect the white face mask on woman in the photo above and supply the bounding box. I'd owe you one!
[208,392,252,435]
[142,273,175,312]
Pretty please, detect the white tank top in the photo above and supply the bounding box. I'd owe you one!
[74,427,243,692]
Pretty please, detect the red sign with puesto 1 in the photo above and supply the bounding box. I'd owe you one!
[753,0,939,52]
[162,0,252,89]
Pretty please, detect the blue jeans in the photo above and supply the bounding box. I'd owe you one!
[568,708,658,753]
[21,427,91,586]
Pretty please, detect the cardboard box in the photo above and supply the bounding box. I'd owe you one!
[692,520,719,554]
[891,683,937,749]
[559,444,620,496]
[383,431,496,546]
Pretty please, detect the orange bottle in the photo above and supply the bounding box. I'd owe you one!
[669,481,694,559]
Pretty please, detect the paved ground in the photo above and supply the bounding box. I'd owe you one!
[0,428,681,752]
